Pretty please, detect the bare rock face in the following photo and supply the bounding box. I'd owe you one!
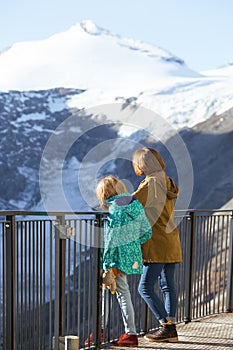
[0,88,232,211]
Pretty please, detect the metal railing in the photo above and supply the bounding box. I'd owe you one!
[0,209,232,349]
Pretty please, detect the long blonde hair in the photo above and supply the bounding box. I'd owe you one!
[133,147,165,176]
[96,175,127,210]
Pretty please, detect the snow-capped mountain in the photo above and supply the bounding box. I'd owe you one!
[0,20,200,92]
[1,20,233,131]
[0,20,232,211]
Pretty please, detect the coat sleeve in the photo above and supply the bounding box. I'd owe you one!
[102,214,119,271]
[103,248,118,271]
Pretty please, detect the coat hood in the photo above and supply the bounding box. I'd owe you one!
[106,192,133,206]
[166,177,179,199]
[146,172,178,200]
[106,193,138,216]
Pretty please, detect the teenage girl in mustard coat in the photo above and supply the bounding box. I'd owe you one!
[132,147,182,343]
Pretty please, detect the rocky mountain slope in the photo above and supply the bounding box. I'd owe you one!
[0,87,232,211]
[171,108,233,209]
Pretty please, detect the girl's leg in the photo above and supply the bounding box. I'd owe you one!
[159,263,177,320]
[138,263,168,322]
[115,273,136,334]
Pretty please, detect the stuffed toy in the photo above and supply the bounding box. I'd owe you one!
[102,268,119,294]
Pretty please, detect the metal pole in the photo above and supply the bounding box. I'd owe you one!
[92,214,102,348]
[54,215,66,349]
[5,215,17,350]
[184,211,195,323]
[226,212,233,312]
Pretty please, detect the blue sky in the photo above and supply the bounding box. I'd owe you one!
[1,0,233,72]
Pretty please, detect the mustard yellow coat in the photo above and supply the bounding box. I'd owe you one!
[133,171,182,263]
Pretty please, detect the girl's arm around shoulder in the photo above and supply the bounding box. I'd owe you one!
[139,214,152,244]
[134,199,152,244]
[132,179,149,206]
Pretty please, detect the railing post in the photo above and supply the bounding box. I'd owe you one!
[184,211,195,323]
[91,214,102,347]
[5,215,17,350]
[54,215,66,350]
[226,212,233,312]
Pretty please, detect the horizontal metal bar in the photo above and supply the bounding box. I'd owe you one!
[0,209,233,220]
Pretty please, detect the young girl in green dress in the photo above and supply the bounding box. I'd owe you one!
[97,175,152,347]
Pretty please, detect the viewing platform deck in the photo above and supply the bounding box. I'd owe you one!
[110,313,233,350]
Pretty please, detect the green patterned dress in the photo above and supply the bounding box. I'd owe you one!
[102,192,152,274]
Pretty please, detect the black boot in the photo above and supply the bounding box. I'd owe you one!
[144,321,178,343]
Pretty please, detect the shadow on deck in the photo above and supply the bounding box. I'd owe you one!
[109,313,233,350]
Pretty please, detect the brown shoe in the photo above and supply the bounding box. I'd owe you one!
[112,333,138,347]
[144,321,178,343]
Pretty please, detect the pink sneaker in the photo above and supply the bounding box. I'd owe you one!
[112,333,138,347]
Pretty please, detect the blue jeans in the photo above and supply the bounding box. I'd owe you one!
[102,273,136,334]
[138,263,177,321]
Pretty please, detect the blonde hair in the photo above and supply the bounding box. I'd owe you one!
[133,147,165,175]
[96,175,127,210]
